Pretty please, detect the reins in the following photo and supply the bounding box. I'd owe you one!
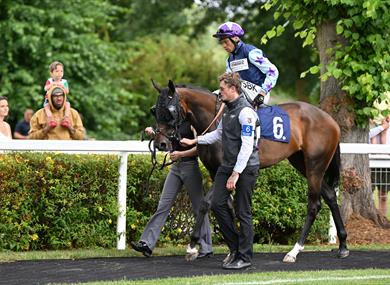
[147,137,172,171]
[142,132,173,194]
[178,88,225,135]
[201,101,225,135]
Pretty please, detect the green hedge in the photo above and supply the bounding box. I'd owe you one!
[0,152,330,251]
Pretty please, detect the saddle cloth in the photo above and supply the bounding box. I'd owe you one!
[257,105,291,143]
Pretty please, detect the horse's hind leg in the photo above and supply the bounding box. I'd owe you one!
[321,183,349,258]
[284,153,323,263]
[283,174,322,262]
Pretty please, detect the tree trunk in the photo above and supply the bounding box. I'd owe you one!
[316,21,389,227]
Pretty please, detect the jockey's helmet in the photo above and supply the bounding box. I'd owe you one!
[213,22,244,39]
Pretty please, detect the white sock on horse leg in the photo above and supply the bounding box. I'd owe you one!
[288,242,304,257]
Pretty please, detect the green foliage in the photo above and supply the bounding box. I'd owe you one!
[0,0,140,140]
[0,152,120,251]
[254,161,329,244]
[111,0,195,41]
[0,1,227,139]
[263,0,390,126]
[124,34,225,129]
[0,153,329,251]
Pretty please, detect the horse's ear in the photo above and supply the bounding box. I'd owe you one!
[151,79,161,92]
[168,80,176,93]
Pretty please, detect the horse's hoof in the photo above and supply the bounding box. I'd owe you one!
[337,248,350,259]
[185,252,199,261]
[282,254,296,263]
[185,244,199,261]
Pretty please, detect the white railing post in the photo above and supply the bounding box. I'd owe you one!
[117,152,128,250]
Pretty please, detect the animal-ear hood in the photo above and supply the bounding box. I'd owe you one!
[46,85,67,110]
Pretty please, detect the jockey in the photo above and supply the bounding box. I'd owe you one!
[213,21,279,107]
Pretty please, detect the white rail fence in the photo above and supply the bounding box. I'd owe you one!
[0,140,150,250]
[1,141,389,248]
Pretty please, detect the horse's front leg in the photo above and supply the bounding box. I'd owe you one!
[283,174,322,263]
[186,186,213,261]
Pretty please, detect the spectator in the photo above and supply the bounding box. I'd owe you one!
[29,86,84,140]
[130,123,212,258]
[14,108,34,139]
[369,117,389,217]
[371,92,390,144]
[0,96,12,140]
[43,61,71,129]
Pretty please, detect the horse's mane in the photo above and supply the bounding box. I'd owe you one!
[176,84,214,96]
[155,83,216,124]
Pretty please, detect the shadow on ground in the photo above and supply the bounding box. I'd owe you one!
[1,251,389,285]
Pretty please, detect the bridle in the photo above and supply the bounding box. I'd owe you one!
[143,86,223,189]
[142,88,186,174]
[152,89,186,146]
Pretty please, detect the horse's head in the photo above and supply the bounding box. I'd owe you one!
[151,79,185,151]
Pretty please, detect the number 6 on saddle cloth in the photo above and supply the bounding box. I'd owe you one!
[258,106,291,143]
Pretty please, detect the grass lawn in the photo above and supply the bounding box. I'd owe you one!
[57,269,390,285]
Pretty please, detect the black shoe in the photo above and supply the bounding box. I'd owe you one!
[130,241,152,257]
[222,252,236,266]
[197,251,213,259]
[223,258,251,270]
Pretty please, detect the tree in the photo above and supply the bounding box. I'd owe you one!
[0,0,139,139]
[110,0,195,41]
[0,1,225,139]
[262,0,390,226]
[123,33,225,129]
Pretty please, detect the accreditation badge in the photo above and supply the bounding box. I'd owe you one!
[230,58,249,72]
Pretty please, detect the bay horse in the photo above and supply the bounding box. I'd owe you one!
[151,79,349,263]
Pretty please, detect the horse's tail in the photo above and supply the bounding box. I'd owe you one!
[324,143,341,188]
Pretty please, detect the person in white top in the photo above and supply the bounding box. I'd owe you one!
[369,117,389,144]
[0,96,12,140]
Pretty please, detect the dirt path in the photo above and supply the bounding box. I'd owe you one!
[346,214,390,244]
[1,250,389,285]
